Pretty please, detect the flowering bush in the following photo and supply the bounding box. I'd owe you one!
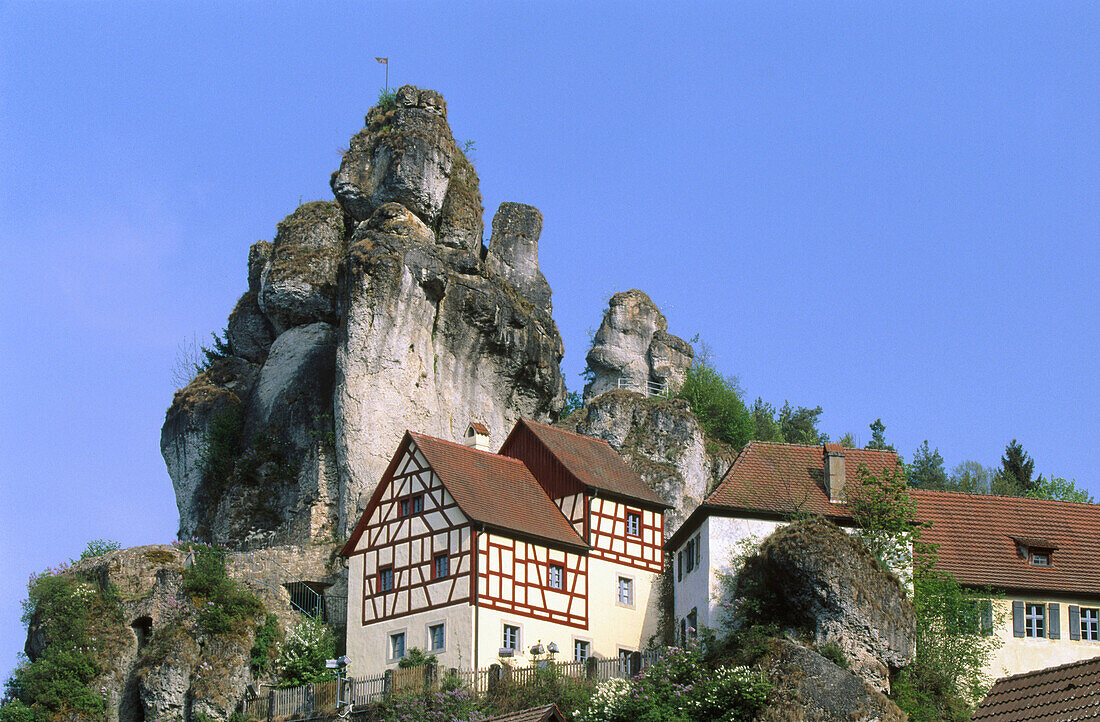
[276,616,335,686]
[574,646,771,722]
[375,687,483,722]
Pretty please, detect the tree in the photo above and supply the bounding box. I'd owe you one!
[777,402,827,445]
[838,432,858,448]
[866,418,895,451]
[677,356,754,451]
[993,440,1039,496]
[1026,476,1094,504]
[909,441,948,490]
[750,398,782,442]
[846,463,921,581]
[559,391,584,419]
[947,461,993,495]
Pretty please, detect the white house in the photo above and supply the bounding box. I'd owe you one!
[341,419,669,677]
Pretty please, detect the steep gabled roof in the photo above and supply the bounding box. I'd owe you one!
[911,489,1100,596]
[507,418,668,509]
[973,655,1100,721]
[668,441,902,548]
[341,432,587,556]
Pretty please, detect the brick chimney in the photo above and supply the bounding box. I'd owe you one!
[824,443,846,503]
[464,422,491,452]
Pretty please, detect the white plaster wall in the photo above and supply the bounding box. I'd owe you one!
[986,595,1100,681]
[474,608,590,668]
[345,602,475,678]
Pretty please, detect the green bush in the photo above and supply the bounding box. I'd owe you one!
[182,544,262,634]
[396,648,436,669]
[375,687,483,722]
[250,614,280,674]
[276,616,335,687]
[75,539,121,562]
[815,640,849,669]
[676,352,753,451]
[377,87,397,111]
[483,664,591,719]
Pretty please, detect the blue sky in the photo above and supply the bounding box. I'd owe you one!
[2,1,1098,680]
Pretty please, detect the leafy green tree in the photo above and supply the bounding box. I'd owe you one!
[993,440,1039,496]
[559,391,584,419]
[909,441,948,490]
[846,463,921,581]
[946,461,993,494]
[677,356,753,451]
[866,418,895,451]
[75,539,121,561]
[777,402,827,444]
[750,398,782,442]
[1026,476,1094,503]
[838,432,858,448]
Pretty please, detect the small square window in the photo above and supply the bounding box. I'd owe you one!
[390,632,406,660]
[626,512,641,537]
[574,639,590,662]
[433,553,449,579]
[617,577,633,606]
[378,567,394,592]
[1025,602,1045,638]
[502,624,520,651]
[429,623,445,651]
[548,564,564,590]
[1082,608,1099,641]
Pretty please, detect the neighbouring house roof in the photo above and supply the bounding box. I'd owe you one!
[911,489,1100,596]
[482,705,567,722]
[341,432,587,556]
[972,655,1100,721]
[507,418,669,509]
[667,441,902,548]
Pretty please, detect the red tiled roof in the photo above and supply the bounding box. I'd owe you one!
[911,489,1100,596]
[668,441,901,548]
[469,422,490,435]
[408,432,588,551]
[515,419,668,508]
[973,655,1100,721]
[483,705,566,722]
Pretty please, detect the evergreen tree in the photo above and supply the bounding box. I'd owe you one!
[778,403,827,445]
[750,398,782,442]
[994,440,1039,496]
[909,441,948,489]
[866,418,895,451]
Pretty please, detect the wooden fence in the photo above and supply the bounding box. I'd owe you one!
[241,650,664,720]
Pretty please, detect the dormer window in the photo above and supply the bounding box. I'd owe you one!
[1029,552,1051,566]
[1011,536,1058,567]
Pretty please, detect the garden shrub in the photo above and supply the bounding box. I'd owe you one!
[483,664,591,720]
[276,616,335,687]
[182,544,263,635]
[374,687,482,722]
[396,648,436,669]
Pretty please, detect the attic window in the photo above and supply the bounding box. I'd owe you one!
[1029,552,1051,567]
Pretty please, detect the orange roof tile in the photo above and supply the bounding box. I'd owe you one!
[973,656,1100,721]
[408,432,588,551]
[483,705,566,722]
[514,419,668,508]
[911,489,1100,596]
[668,441,901,548]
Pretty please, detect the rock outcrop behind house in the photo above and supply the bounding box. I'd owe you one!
[161,86,566,585]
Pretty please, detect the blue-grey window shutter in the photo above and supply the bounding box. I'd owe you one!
[677,551,683,582]
[1069,606,1081,641]
[981,600,993,636]
[1049,603,1061,639]
[1012,601,1025,637]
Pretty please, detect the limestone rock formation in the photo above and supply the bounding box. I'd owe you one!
[584,289,693,401]
[561,390,729,533]
[23,546,301,722]
[754,638,907,722]
[740,517,917,693]
[161,86,565,586]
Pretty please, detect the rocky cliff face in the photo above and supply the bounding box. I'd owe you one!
[161,86,565,576]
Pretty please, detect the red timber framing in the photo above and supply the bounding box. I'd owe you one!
[477,532,588,628]
[343,438,473,625]
[589,496,664,573]
[500,428,588,538]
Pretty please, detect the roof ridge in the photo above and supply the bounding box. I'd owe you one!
[910,487,1100,509]
[408,430,528,465]
[989,655,1100,685]
[523,417,616,448]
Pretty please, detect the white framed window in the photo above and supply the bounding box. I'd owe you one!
[1082,608,1099,641]
[617,576,634,607]
[548,564,564,590]
[428,623,445,652]
[1025,603,1045,638]
[626,511,641,537]
[390,631,406,660]
[1029,551,1050,566]
[502,624,520,651]
[573,638,590,662]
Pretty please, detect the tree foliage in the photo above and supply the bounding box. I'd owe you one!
[677,355,753,451]
[909,441,948,490]
[946,461,994,494]
[1026,476,1094,503]
[277,616,335,687]
[866,418,895,451]
[750,399,827,445]
[993,440,1039,496]
[845,463,922,582]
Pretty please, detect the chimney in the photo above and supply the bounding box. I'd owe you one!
[824,444,846,503]
[464,422,491,452]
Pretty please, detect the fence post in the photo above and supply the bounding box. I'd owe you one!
[266,691,275,722]
[424,662,438,692]
[585,657,597,682]
[383,669,393,701]
[629,651,642,677]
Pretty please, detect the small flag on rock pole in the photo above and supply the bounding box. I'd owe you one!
[376,57,389,91]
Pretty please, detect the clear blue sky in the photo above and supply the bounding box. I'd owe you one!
[2,1,1098,680]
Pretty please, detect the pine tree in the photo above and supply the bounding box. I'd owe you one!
[909,441,948,489]
[994,440,1039,496]
[866,418,895,451]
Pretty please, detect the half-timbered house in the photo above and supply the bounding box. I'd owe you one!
[341,419,669,677]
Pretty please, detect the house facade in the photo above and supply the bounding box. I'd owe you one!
[341,419,668,677]
[911,489,1100,680]
[666,441,901,638]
